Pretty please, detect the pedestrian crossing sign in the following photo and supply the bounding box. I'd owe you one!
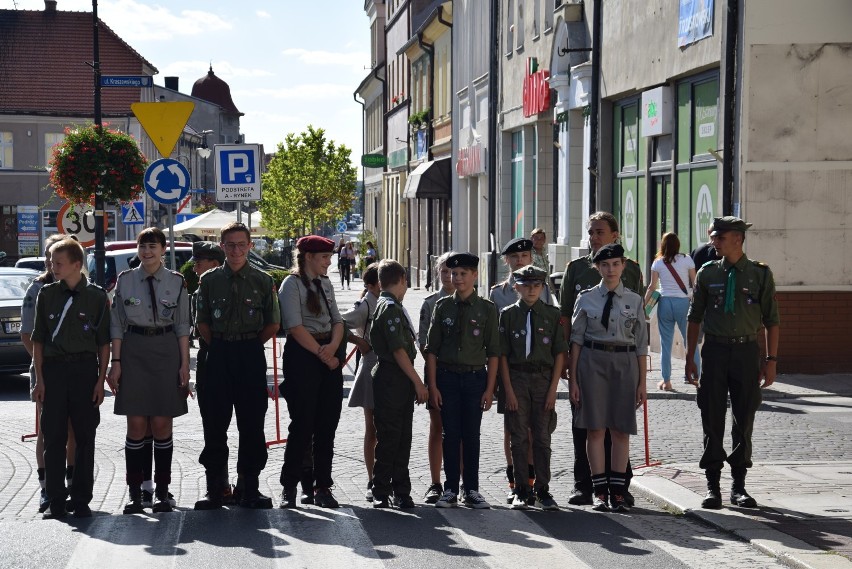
[121,201,145,225]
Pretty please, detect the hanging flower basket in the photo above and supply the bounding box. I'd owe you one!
[48,124,148,204]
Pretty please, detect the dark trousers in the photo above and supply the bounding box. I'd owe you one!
[697,341,762,472]
[198,338,269,478]
[195,337,209,389]
[41,357,100,506]
[506,370,557,494]
[339,261,351,286]
[279,339,343,489]
[570,406,633,492]
[437,368,486,494]
[372,362,415,498]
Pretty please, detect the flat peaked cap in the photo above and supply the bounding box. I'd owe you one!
[710,216,752,235]
[513,265,548,284]
[592,243,625,263]
[191,241,225,263]
[445,252,479,269]
[500,238,533,255]
[297,236,335,253]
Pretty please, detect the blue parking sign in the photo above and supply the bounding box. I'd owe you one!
[215,143,262,202]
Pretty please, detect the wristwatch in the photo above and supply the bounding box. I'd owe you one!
[765,355,778,362]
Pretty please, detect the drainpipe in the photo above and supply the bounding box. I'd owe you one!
[487,0,499,288]
[588,0,602,214]
[722,0,738,215]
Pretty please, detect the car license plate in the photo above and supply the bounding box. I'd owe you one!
[4,320,22,334]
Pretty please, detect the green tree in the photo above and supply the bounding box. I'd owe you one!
[260,126,357,237]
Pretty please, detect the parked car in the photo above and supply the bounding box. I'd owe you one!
[0,268,39,375]
[15,257,46,272]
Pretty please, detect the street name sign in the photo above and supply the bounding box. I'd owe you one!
[101,76,153,88]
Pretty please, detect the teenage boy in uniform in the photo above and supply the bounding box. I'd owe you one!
[499,265,568,510]
[369,260,429,508]
[427,252,500,509]
[32,238,111,519]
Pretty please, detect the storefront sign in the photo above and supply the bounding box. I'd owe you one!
[641,86,673,137]
[17,205,39,237]
[415,130,428,161]
[678,0,714,47]
[361,154,387,168]
[456,143,486,177]
[387,148,408,170]
[523,58,551,118]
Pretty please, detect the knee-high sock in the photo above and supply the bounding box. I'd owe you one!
[153,437,174,486]
[125,437,146,487]
[142,435,154,491]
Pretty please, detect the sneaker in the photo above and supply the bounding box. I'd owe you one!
[38,488,50,513]
[372,495,391,508]
[152,496,174,513]
[536,491,560,511]
[506,489,516,504]
[279,487,298,509]
[610,493,630,513]
[567,488,593,506]
[194,492,224,510]
[365,481,374,502]
[511,493,529,510]
[300,490,314,505]
[463,490,491,510]
[393,495,415,509]
[141,490,154,509]
[623,489,635,508]
[123,499,145,515]
[435,489,458,508]
[592,492,610,512]
[423,483,443,504]
[313,488,340,509]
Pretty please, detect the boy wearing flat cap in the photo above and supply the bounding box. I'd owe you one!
[426,252,500,509]
[685,216,780,510]
[498,265,568,510]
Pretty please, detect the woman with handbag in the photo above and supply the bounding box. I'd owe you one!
[643,232,696,391]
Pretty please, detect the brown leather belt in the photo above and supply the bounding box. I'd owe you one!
[705,334,757,344]
[438,363,485,373]
[509,363,551,373]
[311,331,332,341]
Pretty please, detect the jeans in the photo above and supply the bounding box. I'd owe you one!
[437,368,487,494]
[657,296,689,381]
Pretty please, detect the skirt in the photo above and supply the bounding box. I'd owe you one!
[575,347,639,434]
[113,332,188,418]
[347,351,378,409]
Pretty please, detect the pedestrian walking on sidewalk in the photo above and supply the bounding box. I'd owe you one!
[278,235,345,509]
[644,232,696,391]
[368,260,429,509]
[568,244,648,513]
[109,228,191,515]
[559,212,644,507]
[426,252,499,510]
[32,238,111,519]
[498,265,568,511]
[194,222,280,510]
[418,251,456,504]
[685,216,780,510]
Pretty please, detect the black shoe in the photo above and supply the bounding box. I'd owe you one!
[300,490,315,505]
[730,488,757,508]
[72,503,93,518]
[393,495,415,509]
[609,493,630,513]
[568,488,593,506]
[423,483,443,504]
[38,488,50,513]
[240,492,273,509]
[314,488,339,508]
[702,489,723,509]
[141,489,154,509]
[592,492,610,512]
[194,493,224,510]
[372,495,391,509]
[623,490,635,508]
[123,500,144,515]
[64,498,75,513]
[279,487,298,509]
[152,495,174,513]
[222,484,237,505]
[43,501,67,520]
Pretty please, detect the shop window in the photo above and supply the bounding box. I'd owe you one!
[613,98,646,265]
[0,132,12,169]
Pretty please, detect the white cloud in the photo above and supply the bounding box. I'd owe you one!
[282,48,370,70]
[256,9,271,18]
[236,84,354,101]
[159,60,274,79]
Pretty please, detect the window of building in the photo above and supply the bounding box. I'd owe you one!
[533,0,541,39]
[506,0,515,56]
[45,132,65,167]
[517,2,526,50]
[0,132,13,169]
[544,0,554,32]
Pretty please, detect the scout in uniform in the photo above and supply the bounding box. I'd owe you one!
[194,222,280,510]
[418,251,456,504]
[685,216,780,510]
[32,238,111,519]
[498,265,568,510]
[109,227,191,514]
[559,212,643,506]
[369,260,429,508]
[568,244,648,512]
[278,236,344,509]
[426,252,499,509]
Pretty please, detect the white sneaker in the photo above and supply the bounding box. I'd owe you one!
[511,493,529,510]
[435,489,458,508]
[463,490,491,509]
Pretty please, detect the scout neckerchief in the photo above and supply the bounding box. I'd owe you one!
[724,266,736,313]
[52,288,77,343]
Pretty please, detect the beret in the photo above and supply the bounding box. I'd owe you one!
[191,241,225,263]
[500,238,533,255]
[445,252,479,269]
[513,265,548,284]
[297,235,336,253]
[709,216,752,235]
[592,243,625,263]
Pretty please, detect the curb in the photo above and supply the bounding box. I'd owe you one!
[630,474,852,569]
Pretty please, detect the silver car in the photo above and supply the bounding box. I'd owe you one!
[0,268,39,375]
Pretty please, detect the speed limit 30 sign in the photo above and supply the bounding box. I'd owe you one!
[56,202,108,247]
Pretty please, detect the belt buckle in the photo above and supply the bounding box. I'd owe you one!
[604,344,615,352]
[144,328,155,336]
[734,336,744,344]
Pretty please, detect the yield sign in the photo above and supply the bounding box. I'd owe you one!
[131,101,194,158]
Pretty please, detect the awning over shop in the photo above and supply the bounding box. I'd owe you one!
[402,158,451,199]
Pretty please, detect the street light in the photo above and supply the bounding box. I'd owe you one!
[196,130,213,195]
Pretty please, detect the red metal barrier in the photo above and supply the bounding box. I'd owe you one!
[634,399,661,469]
[21,406,39,442]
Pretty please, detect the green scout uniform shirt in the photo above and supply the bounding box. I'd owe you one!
[490,274,554,312]
[425,291,501,366]
[196,263,280,335]
[32,277,111,357]
[369,292,417,364]
[687,255,780,336]
[499,299,569,367]
[559,253,644,318]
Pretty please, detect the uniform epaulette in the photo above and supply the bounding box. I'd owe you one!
[88,282,106,292]
[481,297,496,307]
[500,303,515,314]
[567,257,588,267]
[117,269,134,279]
[700,260,717,269]
[577,287,593,297]
[752,260,768,268]
[424,291,438,301]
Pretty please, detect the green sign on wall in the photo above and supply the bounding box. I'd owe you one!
[361,154,387,168]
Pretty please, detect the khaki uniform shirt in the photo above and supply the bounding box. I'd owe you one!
[342,290,378,340]
[560,253,644,318]
[425,291,501,366]
[687,255,780,336]
[490,274,554,312]
[499,299,569,367]
[110,265,190,339]
[278,273,341,333]
[571,281,649,355]
[370,292,417,364]
[32,277,111,357]
[419,289,451,351]
[197,263,280,335]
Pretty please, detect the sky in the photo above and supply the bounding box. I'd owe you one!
[8,0,372,169]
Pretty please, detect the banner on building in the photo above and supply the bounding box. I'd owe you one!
[678,0,714,48]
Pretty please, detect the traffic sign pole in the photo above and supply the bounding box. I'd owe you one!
[168,205,176,270]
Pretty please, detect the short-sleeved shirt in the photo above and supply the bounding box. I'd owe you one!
[418,288,451,351]
[425,290,501,366]
[196,262,280,335]
[32,277,111,357]
[687,255,780,336]
[499,299,569,367]
[490,274,554,312]
[650,254,695,298]
[278,273,341,333]
[21,279,47,336]
[370,291,417,364]
[110,265,191,339]
[341,290,378,340]
[571,281,649,355]
[560,253,644,318]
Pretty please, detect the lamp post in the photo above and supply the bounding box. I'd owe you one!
[91,0,105,286]
[197,130,213,193]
